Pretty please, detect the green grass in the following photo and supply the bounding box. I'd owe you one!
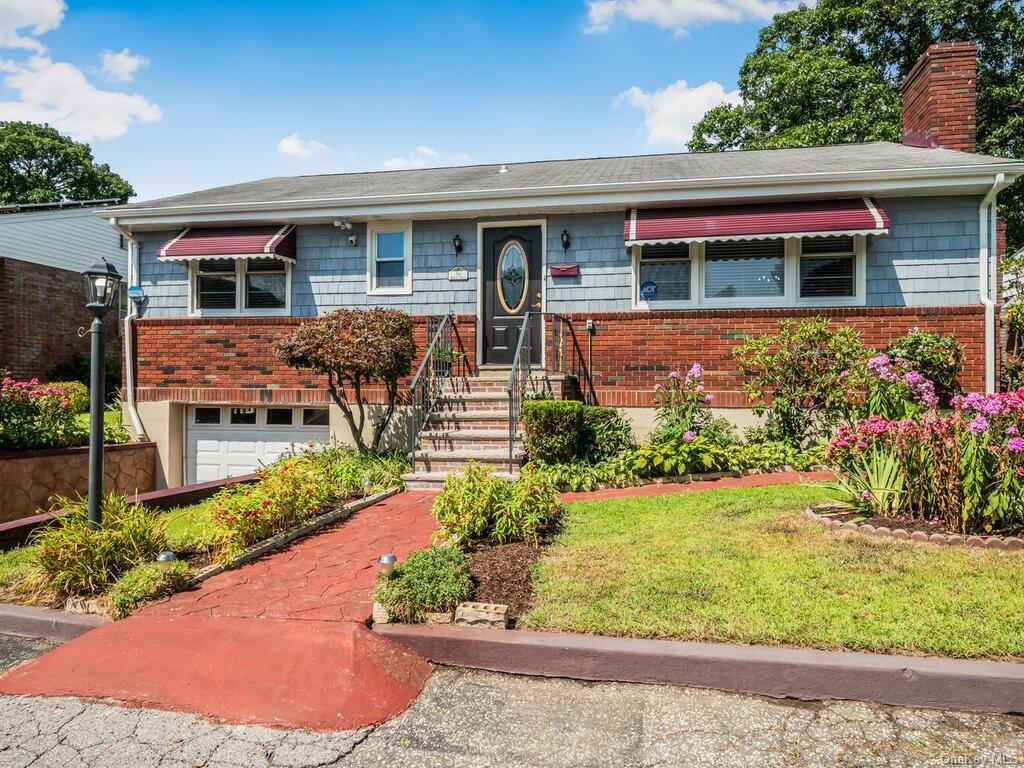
[0,546,38,590]
[524,484,1024,659]
[161,502,219,552]
[74,409,125,432]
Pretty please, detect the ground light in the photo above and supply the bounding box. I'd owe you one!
[378,553,397,578]
[156,551,177,571]
[81,257,123,530]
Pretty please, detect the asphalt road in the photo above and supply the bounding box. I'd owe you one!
[2,635,1023,767]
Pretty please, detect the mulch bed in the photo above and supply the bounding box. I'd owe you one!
[464,527,557,626]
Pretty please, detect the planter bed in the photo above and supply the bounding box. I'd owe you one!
[805,503,1024,550]
[464,534,552,626]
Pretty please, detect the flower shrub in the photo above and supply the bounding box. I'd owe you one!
[46,381,89,414]
[432,462,560,544]
[650,364,715,444]
[0,377,86,450]
[827,391,1024,533]
[372,544,473,623]
[733,318,868,445]
[887,329,963,403]
[861,353,939,420]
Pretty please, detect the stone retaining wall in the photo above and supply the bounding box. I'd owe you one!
[0,442,156,523]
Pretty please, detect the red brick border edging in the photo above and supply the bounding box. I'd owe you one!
[804,505,1024,551]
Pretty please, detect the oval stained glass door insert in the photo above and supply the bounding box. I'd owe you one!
[497,240,528,314]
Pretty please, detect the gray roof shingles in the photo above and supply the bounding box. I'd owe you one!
[123,142,1019,211]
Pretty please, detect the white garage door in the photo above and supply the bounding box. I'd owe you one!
[185,405,331,484]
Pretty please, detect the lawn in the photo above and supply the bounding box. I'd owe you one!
[524,484,1024,659]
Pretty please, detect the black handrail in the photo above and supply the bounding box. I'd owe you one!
[506,312,534,473]
[408,313,454,469]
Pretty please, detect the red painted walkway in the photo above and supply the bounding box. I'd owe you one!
[0,492,438,731]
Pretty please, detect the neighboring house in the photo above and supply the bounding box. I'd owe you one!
[0,200,128,380]
[107,42,1024,489]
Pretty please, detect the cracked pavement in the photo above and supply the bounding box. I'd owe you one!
[3,646,1023,768]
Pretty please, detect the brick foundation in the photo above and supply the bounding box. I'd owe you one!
[132,307,986,409]
[0,258,120,380]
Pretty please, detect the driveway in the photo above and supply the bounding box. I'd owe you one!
[2,648,1023,768]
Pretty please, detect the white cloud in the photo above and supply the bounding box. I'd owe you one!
[615,79,741,146]
[99,48,148,83]
[382,146,469,171]
[0,0,65,52]
[277,132,330,159]
[0,55,162,141]
[585,0,803,35]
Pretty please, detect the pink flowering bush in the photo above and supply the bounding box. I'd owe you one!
[861,353,939,420]
[0,377,86,451]
[826,389,1024,533]
[651,364,716,443]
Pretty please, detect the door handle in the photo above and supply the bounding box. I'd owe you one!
[533,293,542,311]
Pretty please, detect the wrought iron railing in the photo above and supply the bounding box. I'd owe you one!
[506,312,535,473]
[408,313,454,468]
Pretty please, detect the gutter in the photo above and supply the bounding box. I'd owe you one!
[108,218,148,440]
[979,173,1005,394]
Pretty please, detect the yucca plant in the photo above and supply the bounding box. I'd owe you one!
[826,445,905,518]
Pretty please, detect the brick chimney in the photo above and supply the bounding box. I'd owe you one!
[900,41,977,152]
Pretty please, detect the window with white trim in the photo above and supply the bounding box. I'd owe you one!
[368,221,413,294]
[638,244,691,303]
[704,239,786,300]
[799,236,856,299]
[191,258,291,315]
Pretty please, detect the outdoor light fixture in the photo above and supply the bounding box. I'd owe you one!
[561,230,571,251]
[362,476,374,497]
[378,553,397,578]
[156,551,177,571]
[452,234,463,256]
[80,257,123,530]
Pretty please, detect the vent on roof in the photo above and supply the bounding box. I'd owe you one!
[498,165,509,174]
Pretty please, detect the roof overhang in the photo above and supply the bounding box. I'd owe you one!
[106,162,1024,231]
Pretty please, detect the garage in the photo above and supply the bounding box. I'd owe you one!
[185,405,330,484]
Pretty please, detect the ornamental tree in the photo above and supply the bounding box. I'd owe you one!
[274,309,416,453]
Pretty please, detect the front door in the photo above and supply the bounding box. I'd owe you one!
[482,226,542,365]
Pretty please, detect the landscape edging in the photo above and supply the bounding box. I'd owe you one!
[373,623,1024,715]
[0,602,107,643]
[804,504,1024,551]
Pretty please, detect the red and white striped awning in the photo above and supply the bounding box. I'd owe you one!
[157,225,297,262]
[624,198,889,246]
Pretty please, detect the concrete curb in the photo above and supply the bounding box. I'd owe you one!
[0,602,107,643]
[187,487,400,587]
[804,505,1024,551]
[374,624,1024,715]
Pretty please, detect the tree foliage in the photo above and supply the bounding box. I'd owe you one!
[274,308,416,452]
[0,122,134,205]
[688,0,1024,249]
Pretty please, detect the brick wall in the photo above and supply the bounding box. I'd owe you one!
[0,257,120,380]
[557,306,986,407]
[132,314,477,404]
[900,41,977,152]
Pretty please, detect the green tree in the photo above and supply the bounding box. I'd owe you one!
[689,0,1024,249]
[0,122,134,205]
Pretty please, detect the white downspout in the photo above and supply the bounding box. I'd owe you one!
[979,173,1004,394]
[109,218,148,440]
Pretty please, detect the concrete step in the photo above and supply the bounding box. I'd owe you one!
[419,429,521,449]
[413,448,524,474]
[434,392,510,413]
[402,470,520,491]
[426,410,511,430]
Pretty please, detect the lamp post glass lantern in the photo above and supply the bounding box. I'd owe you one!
[81,258,123,529]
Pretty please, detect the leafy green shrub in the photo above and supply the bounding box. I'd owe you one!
[373,544,472,623]
[581,407,635,462]
[274,308,415,452]
[0,546,37,591]
[107,560,189,619]
[733,317,868,445]
[0,377,87,450]
[31,493,166,599]
[887,329,963,401]
[432,462,560,543]
[47,354,121,403]
[630,436,733,478]
[530,457,639,492]
[47,381,89,414]
[522,400,586,463]
[1003,349,1024,390]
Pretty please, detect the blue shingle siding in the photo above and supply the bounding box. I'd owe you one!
[134,196,983,318]
[868,195,980,306]
[545,213,633,312]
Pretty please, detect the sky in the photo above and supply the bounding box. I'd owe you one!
[0,0,802,202]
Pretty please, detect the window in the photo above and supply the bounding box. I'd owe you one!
[194,407,221,425]
[302,408,329,427]
[799,237,856,298]
[637,243,691,305]
[368,222,412,294]
[191,258,290,315]
[266,408,293,426]
[229,407,257,425]
[704,240,785,300]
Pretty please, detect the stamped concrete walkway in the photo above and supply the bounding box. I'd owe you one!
[0,493,439,731]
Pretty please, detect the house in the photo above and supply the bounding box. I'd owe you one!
[106,41,1024,489]
[0,200,128,380]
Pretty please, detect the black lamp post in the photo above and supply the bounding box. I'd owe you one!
[81,257,122,529]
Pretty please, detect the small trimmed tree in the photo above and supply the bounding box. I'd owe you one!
[274,309,415,453]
